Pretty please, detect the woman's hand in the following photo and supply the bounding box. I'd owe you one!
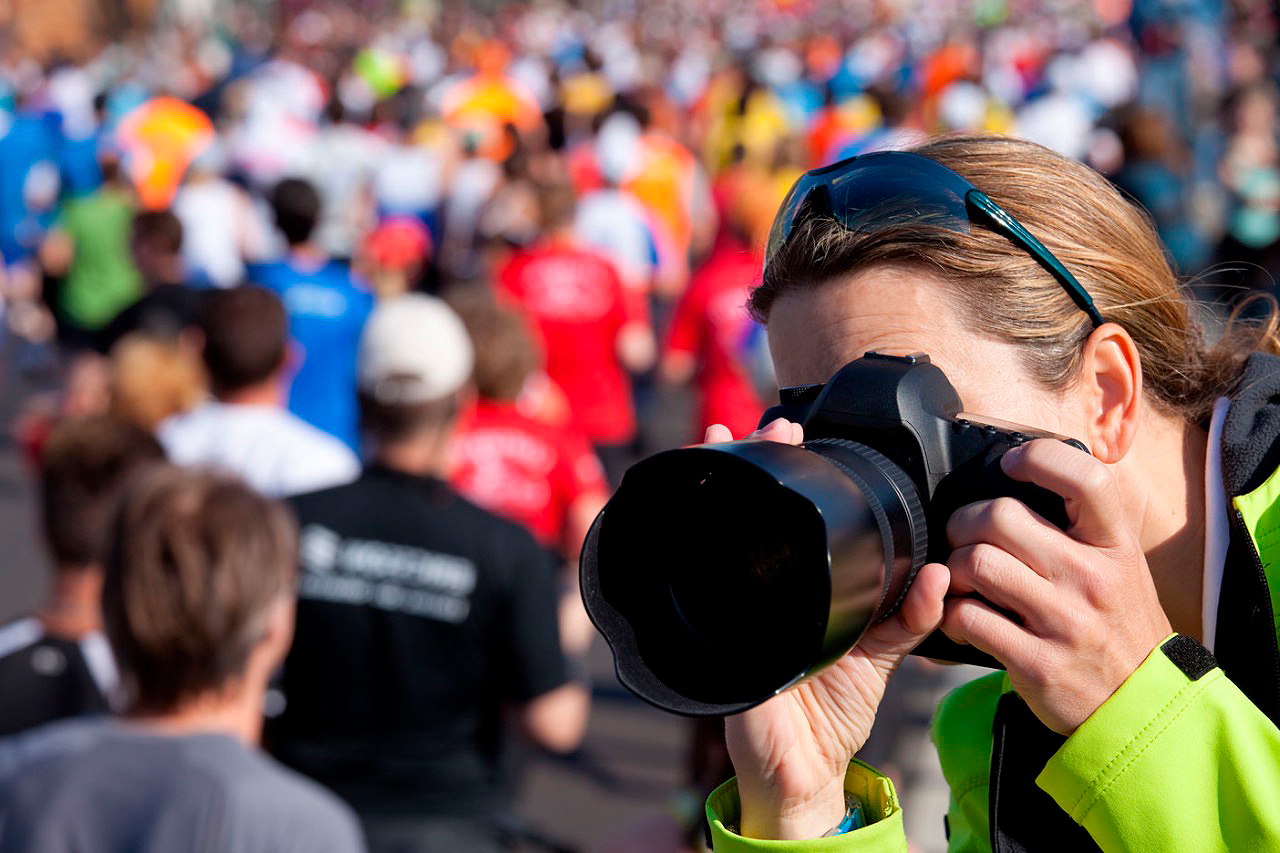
[707,419,951,840]
[941,438,1172,735]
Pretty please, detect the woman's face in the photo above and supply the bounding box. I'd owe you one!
[766,265,1082,437]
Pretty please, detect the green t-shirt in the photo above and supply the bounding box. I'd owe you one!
[58,189,142,331]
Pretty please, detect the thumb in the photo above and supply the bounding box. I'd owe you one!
[856,562,950,678]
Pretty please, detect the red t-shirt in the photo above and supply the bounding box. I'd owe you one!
[450,399,608,550]
[665,239,769,440]
[498,241,643,444]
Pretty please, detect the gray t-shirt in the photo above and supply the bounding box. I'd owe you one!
[0,717,366,853]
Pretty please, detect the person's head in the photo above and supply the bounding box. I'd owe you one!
[102,466,298,715]
[130,209,184,284]
[457,300,540,402]
[97,150,123,186]
[753,134,1279,463]
[535,179,578,234]
[359,217,432,300]
[198,286,288,399]
[357,294,474,466]
[110,333,206,430]
[268,177,322,247]
[40,415,166,573]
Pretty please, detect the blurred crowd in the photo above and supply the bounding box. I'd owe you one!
[1,0,1279,850]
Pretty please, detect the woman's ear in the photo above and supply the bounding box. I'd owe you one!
[1077,322,1143,463]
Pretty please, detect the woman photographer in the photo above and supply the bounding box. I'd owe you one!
[706,135,1280,850]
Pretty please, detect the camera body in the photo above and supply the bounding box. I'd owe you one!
[766,350,1078,562]
[761,351,1083,664]
[579,351,1085,716]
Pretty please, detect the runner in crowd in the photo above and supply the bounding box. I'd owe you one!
[96,209,209,355]
[450,299,608,655]
[0,415,164,737]
[38,151,141,352]
[158,285,359,497]
[268,294,588,852]
[661,175,773,442]
[247,177,374,452]
[496,180,655,484]
[451,299,608,566]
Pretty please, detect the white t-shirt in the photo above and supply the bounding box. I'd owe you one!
[304,125,384,259]
[574,189,657,292]
[372,143,444,217]
[159,403,360,498]
[173,179,265,288]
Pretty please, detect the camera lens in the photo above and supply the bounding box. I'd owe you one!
[580,439,926,716]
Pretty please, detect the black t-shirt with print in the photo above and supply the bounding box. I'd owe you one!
[0,619,113,738]
[267,466,568,819]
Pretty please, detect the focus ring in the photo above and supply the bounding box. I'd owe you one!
[804,439,928,618]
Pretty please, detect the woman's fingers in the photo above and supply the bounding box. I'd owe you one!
[946,497,1071,582]
[940,594,1033,667]
[703,423,733,443]
[704,418,805,446]
[999,439,1129,549]
[945,543,1056,627]
[750,417,804,445]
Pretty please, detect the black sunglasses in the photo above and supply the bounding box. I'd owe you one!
[765,150,1104,328]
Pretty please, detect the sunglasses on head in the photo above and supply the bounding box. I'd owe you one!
[764,150,1104,329]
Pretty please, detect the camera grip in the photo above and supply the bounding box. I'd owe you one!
[910,439,1087,669]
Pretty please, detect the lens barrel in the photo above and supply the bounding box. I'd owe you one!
[580,438,927,716]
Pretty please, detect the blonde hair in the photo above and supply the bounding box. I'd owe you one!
[751,134,1280,423]
[109,334,206,431]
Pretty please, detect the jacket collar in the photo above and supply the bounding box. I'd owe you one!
[1219,353,1280,498]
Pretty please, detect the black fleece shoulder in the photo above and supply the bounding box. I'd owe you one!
[1220,353,1280,497]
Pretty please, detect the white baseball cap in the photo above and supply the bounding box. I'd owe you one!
[357,294,474,405]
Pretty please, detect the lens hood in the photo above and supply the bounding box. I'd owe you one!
[580,438,925,716]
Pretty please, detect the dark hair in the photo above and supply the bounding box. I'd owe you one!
[99,156,121,184]
[132,209,184,256]
[269,177,321,246]
[751,134,1280,424]
[458,302,539,401]
[40,415,166,568]
[199,286,287,395]
[102,466,297,714]
[358,391,459,445]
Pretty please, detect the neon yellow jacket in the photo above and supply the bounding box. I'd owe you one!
[706,391,1280,851]
[708,636,1280,851]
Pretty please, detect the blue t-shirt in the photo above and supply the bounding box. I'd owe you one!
[59,132,103,198]
[246,258,373,453]
[0,110,63,264]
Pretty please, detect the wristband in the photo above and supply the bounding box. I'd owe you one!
[821,792,866,837]
[725,792,866,838]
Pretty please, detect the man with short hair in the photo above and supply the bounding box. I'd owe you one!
[248,177,373,452]
[450,301,609,562]
[0,467,367,852]
[158,285,359,497]
[269,294,588,853]
[96,208,209,354]
[0,415,165,737]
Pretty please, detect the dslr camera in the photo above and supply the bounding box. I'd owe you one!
[579,352,1086,716]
